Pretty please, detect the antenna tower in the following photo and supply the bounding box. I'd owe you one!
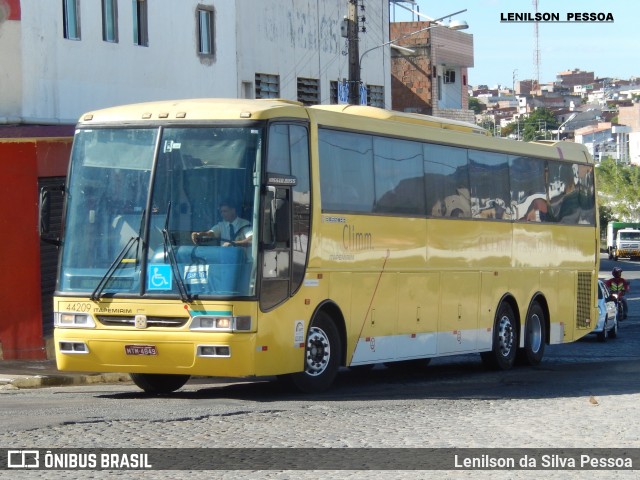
[533,0,540,92]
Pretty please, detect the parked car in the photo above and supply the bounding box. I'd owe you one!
[593,279,618,342]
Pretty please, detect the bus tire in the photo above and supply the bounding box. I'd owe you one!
[516,303,546,366]
[130,373,190,393]
[290,311,341,394]
[481,302,517,370]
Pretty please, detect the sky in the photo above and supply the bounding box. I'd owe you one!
[390,0,640,88]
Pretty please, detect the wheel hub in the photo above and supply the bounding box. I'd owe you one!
[305,326,331,376]
[529,313,542,353]
[498,315,515,357]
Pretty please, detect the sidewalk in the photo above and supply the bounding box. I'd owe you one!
[0,359,130,389]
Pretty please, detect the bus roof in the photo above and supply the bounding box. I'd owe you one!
[310,104,489,135]
[77,98,310,125]
[77,98,593,164]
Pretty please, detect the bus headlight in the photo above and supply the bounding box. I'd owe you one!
[55,312,96,328]
[190,315,253,332]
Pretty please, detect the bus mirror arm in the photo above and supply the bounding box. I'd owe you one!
[39,185,63,247]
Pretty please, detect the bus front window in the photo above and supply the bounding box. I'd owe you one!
[59,128,156,293]
[59,126,262,298]
[147,127,261,297]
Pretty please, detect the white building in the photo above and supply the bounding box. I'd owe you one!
[574,122,630,163]
[630,132,640,165]
[0,0,391,126]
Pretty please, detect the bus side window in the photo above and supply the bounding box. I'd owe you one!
[424,143,470,218]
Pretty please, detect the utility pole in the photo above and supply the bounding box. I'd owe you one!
[347,0,360,105]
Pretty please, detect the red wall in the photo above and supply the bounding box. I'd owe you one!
[0,138,71,359]
[2,0,21,20]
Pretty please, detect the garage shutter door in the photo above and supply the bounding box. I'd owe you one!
[38,177,66,336]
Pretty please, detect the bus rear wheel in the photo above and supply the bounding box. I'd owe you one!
[289,312,341,394]
[517,303,546,366]
[130,373,190,393]
[481,302,517,370]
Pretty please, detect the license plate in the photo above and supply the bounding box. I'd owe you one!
[125,345,157,355]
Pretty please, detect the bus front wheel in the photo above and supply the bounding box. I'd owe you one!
[130,373,190,394]
[481,302,517,370]
[289,312,341,394]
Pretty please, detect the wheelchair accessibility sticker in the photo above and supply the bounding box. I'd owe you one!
[147,264,172,291]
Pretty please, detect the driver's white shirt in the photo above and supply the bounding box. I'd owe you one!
[209,218,251,241]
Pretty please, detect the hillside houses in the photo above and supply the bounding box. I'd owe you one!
[470,69,640,165]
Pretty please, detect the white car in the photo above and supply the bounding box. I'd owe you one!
[593,280,618,342]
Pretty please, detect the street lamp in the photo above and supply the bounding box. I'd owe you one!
[556,113,577,140]
[390,44,416,55]
[359,11,468,67]
[353,9,468,104]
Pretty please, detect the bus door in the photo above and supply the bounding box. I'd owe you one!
[260,123,311,311]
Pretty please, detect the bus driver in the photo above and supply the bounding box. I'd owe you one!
[191,199,252,247]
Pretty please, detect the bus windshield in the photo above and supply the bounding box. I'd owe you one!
[59,126,262,298]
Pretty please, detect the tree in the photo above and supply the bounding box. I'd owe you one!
[500,108,558,141]
[596,159,640,221]
[500,122,517,138]
[598,204,615,240]
[521,108,558,141]
[468,97,485,115]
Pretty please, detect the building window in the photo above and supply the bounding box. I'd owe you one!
[367,84,384,108]
[132,0,148,46]
[297,78,319,105]
[102,0,118,43]
[255,73,280,98]
[197,7,214,55]
[241,81,254,99]
[444,69,456,84]
[330,81,338,104]
[63,0,81,40]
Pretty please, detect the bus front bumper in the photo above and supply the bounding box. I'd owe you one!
[54,328,257,377]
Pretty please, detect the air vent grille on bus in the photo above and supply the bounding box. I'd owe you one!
[96,316,188,328]
[576,271,592,329]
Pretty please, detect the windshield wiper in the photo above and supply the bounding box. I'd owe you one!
[90,236,139,301]
[161,202,191,303]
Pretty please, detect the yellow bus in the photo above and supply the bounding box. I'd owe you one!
[49,99,598,393]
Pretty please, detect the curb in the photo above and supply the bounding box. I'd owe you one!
[0,373,131,389]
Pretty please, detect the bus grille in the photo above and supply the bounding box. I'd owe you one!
[96,316,189,328]
[576,271,592,329]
